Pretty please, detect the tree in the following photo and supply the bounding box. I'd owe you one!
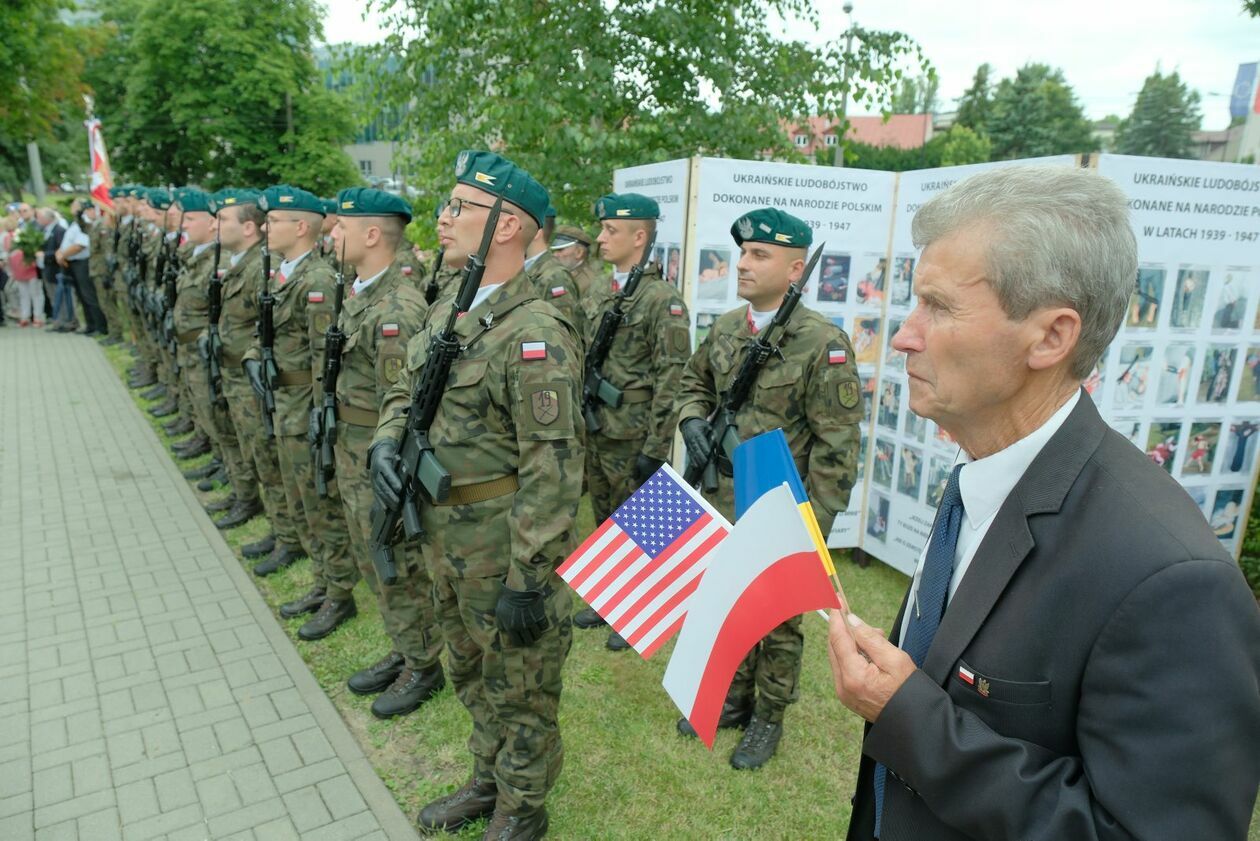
[1247,0,1259,16]
[937,125,991,166]
[890,74,939,114]
[355,0,929,224]
[986,64,1095,159]
[954,64,993,132]
[1113,68,1202,159]
[846,124,990,172]
[86,0,360,193]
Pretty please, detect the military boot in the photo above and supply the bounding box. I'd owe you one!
[129,371,157,389]
[149,397,178,418]
[605,631,630,651]
[729,715,783,770]
[417,777,498,833]
[197,467,228,492]
[164,416,194,436]
[297,598,357,640]
[677,698,751,738]
[241,534,276,558]
[183,458,222,481]
[204,493,236,514]
[214,498,262,530]
[573,607,607,629]
[252,543,305,576]
[347,651,404,695]
[280,587,325,618]
[482,807,549,841]
[370,663,445,719]
[174,437,211,459]
[139,383,166,400]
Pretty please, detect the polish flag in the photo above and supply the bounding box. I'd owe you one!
[662,481,841,748]
[521,341,547,361]
[958,666,975,685]
[85,118,114,209]
[559,465,731,658]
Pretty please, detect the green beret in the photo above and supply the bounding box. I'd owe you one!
[550,224,592,249]
[213,189,261,215]
[146,189,173,210]
[545,204,557,220]
[595,192,659,221]
[730,207,812,249]
[453,150,550,226]
[127,186,148,200]
[107,187,121,199]
[336,187,412,224]
[321,198,339,216]
[174,188,211,214]
[259,185,325,216]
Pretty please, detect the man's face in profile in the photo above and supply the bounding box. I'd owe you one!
[891,225,1032,431]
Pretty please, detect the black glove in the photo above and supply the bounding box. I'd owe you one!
[633,454,666,483]
[196,333,210,362]
[242,358,266,398]
[494,586,550,646]
[681,417,713,467]
[369,440,403,509]
[308,406,322,445]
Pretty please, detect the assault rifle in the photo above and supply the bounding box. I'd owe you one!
[367,195,504,585]
[162,212,185,370]
[105,222,121,290]
[124,221,143,315]
[423,248,444,305]
[256,243,279,438]
[682,243,825,491]
[206,238,224,403]
[313,241,348,498]
[581,229,657,432]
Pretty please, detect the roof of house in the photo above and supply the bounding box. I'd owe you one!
[788,114,933,150]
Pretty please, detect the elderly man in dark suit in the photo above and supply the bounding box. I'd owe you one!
[830,165,1260,841]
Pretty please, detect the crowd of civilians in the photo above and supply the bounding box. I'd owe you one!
[0,199,109,334]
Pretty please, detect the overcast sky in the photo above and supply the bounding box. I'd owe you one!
[320,0,1258,128]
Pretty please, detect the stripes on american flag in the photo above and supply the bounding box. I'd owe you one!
[558,465,731,658]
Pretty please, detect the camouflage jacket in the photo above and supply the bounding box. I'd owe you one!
[141,225,161,288]
[88,218,110,278]
[115,218,136,283]
[675,303,862,533]
[333,261,429,420]
[566,258,600,297]
[243,251,338,436]
[395,244,426,289]
[216,242,264,363]
[580,263,690,458]
[171,242,217,337]
[374,270,584,587]
[525,249,583,336]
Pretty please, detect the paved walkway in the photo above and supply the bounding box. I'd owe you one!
[0,328,419,841]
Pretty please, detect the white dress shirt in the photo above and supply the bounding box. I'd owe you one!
[898,389,1081,644]
[62,222,91,260]
[278,250,310,281]
[352,266,388,297]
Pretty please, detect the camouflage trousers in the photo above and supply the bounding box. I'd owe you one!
[420,492,572,814]
[174,344,205,440]
[334,422,441,668]
[585,432,646,523]
[106,284,128,340]
[222,368,301,544]
[186,355,257,504]
[709,479,803,723]
[275,432,357,597]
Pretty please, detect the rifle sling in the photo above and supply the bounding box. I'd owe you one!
[338,405,379,427]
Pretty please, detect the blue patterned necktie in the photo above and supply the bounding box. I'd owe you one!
[874,464,965,837]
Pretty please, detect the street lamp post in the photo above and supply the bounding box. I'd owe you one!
[833,1,855,168]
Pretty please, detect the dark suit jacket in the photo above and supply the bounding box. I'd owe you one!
[41,222,65,282]
[847,392,1260,841]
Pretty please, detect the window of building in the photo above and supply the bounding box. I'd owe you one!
[824,134,838,147]
[794,134,809,147]
[360,160,374,175]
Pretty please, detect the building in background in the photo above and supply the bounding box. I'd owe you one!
[782,115,934,163]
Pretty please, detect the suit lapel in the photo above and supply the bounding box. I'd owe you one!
[921,390,1107,684]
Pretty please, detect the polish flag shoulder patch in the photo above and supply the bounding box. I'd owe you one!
[521,341,547,361]
[957,666,975,685]
[669,304,684,316]
[401,266,413,276]
[381,323,400,337]
[308,291,325,303]
[550,285,568,298]
[828,347,848,365]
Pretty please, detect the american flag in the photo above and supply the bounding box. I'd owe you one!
[559,465,731,658]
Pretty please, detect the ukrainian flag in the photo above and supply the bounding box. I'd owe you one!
[732,429,837,580]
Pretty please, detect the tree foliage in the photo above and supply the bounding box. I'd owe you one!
[954,63,993,132]
[355,0,928,222]
[889,74,939,114]
[1113,68,1201,159]
[985,64,1096,159]
[846,124,990,171]
[86,0,360,193]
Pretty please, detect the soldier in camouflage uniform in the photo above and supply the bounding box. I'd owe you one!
[247,185,358,641]
[144,190,184,420]
[673,207,861,770]
[327,187,445,719]
[373,151,583,841]
[549,224,599,295]
[87,200,117,344]
[524,205,582,335]
[574,193,691,651]
[128,191,165,392]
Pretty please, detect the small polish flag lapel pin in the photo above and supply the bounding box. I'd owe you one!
[958,666,975,685]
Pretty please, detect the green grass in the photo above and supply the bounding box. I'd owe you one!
[103,341,1260,840]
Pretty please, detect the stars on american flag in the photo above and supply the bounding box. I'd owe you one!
[611,471,705,558]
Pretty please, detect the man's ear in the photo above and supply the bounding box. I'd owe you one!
[1027,307,1082,372]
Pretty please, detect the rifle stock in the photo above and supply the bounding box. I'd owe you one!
[313,239,348,498]
[257,242,278,438]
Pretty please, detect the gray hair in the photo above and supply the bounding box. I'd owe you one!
[911,165,1137,380]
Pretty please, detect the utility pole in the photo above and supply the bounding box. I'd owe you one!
[26,141,46,202]
[833,1,855,168]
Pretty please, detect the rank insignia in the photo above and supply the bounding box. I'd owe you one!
[474,171,496,185]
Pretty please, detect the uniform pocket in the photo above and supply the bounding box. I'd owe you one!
[953,658,1052,706]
